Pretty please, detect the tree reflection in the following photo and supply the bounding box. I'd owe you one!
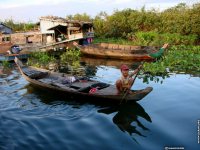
[98,102,152,143]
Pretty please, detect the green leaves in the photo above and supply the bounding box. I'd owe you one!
[3,19,36,32]
[60,49,80,62]
[143,45,200,75]
[27,51,56,68]
[93,2,200,40]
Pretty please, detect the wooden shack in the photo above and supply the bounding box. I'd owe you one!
[0,16,94,51]
[40,16,94,43]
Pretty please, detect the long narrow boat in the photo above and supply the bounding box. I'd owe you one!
[0,43,29,61]
[14,57,153,103]
[74,43,165,61]
[0,53,29,61]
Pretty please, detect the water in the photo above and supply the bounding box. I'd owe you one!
[0,59,200,150]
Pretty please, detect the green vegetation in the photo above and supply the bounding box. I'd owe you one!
[60,48,80,62]
[94,32,197,46]
[143,45,200,75]
[132,32,197,46]
[0,61,12,76]
[93,3,200,40]
[27,52,56,68]
[66,13,92,22]
[59,49,83,74]
[2,61,10,68]
[27,49,82,74]
[2,18,36,32]
[93,37,135,45]
[46,3,200,42]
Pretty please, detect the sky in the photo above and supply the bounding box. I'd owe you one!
[0,0,199,23]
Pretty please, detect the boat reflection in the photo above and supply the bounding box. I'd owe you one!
[0,66,13,77]
[80,56,141,69]
[24,84,101,106]
[25,83,151,144]
[98,102,152,143]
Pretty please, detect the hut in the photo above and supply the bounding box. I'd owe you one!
[40,16,94,44]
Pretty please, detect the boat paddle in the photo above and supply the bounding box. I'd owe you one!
[120,62,144,104]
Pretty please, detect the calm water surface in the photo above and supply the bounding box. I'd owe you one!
[0,59,200,150]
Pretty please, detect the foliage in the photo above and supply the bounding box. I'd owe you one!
[105,9,133,38]
[143,45,200,75]
[66,13,92,22]
[60,48,80,62]
[59,49,82,74]
[93,2,200,41]
[159,3,200,36]
[94,31,198,46]
[132,32,198,46]
[1,61,10,68]
[141,73,169,84]
[93,37,135,45]
[3,18,36,32]
[93,12,109,37]
[27,52,56,68]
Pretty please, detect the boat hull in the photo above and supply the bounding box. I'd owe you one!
[15,57,153,104]
[0,54,29,61]
[77,43,158,61]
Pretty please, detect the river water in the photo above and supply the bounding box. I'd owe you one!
[0,58,200,150]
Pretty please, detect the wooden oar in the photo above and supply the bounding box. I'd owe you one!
[121,62,144,103]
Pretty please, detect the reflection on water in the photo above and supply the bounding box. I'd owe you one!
[1,56,200,150]
[45,56,142,76]
[0,66,13,78]
[24,84,86,105]
[98,102,152,143]
[80,56,141,69]
[141,73,170,84]
[25,81,152,144]
[47,56,171,85]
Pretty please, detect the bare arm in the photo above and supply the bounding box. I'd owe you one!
[130,65,143,77]
[162,43,169,49]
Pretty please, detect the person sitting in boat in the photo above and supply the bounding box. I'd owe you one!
[116,64,142,94]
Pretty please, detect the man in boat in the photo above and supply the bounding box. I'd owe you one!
[116,64,142,94]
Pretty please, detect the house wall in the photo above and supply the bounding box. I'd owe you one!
[0,32,43,45]
[40,19,67,34]
[26,34,43,43]
[10,33,26,44]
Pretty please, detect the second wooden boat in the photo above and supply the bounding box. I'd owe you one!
[74,43,165,61]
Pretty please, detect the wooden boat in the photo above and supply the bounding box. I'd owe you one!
[74,43,164,60]
[14,57,153,103]
[0,53,29,61]
[0,43,29,61]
